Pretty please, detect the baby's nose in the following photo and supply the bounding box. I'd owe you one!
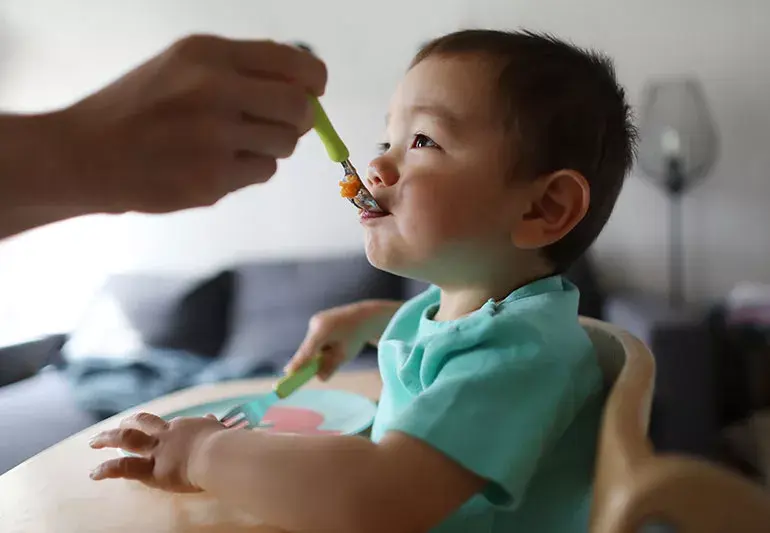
[367,158,399,188]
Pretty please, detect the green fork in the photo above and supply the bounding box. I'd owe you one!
[219,356,321,430]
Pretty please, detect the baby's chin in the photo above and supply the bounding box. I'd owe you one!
[364,246,405,276]
[364,242,432,281]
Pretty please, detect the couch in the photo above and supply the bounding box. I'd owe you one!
[0,252,713,474]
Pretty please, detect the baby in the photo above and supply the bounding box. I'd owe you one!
[89,29,636,533]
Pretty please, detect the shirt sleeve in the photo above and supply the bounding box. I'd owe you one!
[381,342,595,509]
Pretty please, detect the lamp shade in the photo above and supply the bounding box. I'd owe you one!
[637,78,719,188]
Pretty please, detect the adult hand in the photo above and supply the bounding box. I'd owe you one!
[55,35,327,213]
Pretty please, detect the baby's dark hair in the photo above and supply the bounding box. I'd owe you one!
[412,30,637,272]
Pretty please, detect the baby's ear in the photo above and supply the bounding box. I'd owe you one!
[511,170,590,249]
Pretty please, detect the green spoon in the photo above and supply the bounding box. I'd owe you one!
[311,96,383,213]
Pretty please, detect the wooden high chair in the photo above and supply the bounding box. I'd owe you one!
[581,316,770,533]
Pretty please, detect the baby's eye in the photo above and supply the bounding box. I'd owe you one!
[376,142,391,155]
[412,134,438,149]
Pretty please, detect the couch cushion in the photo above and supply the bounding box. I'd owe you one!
[63,270,234,361]
[140,270,234,357]
[0,334,67,387]
[217,255,402,376]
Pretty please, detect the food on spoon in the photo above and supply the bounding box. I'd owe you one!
[339,173,363,199]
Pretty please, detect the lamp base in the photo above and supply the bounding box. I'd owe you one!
[667,158,686,308]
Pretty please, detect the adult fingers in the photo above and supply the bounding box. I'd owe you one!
[224,39,327,96]
[226,153,279,189]
[226,77,314,133]
[171,36,326,96]
[232,119,301,159]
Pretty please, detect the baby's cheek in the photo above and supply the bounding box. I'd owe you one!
[405,204,463,247]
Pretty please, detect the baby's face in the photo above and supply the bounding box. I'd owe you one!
[362,55,531,283]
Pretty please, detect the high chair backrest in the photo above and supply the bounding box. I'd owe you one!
[581,317,632,389]
[581,316,770,533]
[581,316,656,533]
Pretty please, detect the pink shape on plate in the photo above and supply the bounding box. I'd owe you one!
[259,405,341,435]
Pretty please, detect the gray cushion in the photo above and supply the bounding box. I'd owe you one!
[63,270,233,361]
[0,334,66,387]
[218,255,402,375]
[105,273,198,332]
[142,270,234,357]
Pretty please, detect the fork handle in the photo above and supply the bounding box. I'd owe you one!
[274,356,321,399]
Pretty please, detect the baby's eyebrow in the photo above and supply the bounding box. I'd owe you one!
[385,104,462,130]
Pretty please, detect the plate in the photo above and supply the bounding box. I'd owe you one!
[118,389,376,457]
[164,389,376,435]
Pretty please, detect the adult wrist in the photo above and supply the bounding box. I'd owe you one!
[0,110,84,210]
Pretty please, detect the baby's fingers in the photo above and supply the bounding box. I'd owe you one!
[120,412,169,434]
[285,343,321,375]
[286,347,342,382]
[316,348,345,381]
[287,313,335,374]
[89,428,158,453]
[90,456,154,481]
[285,355,310,375]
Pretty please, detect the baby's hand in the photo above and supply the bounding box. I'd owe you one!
[286,301,385,381]
[287,300,403,380]
[89,412,225,493]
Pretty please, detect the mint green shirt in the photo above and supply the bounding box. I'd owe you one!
[371,276,604,533]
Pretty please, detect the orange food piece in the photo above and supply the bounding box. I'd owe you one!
[339,174,361,199]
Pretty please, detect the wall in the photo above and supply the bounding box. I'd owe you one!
[1,0,768,343]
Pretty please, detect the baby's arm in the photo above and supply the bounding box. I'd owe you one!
[344,299,403,345]
[191,429,483,533]
[90,412,482,533]
[196,431,484,533]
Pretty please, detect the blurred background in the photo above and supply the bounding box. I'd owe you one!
[1,0,769,485]
[2,0,769,339]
